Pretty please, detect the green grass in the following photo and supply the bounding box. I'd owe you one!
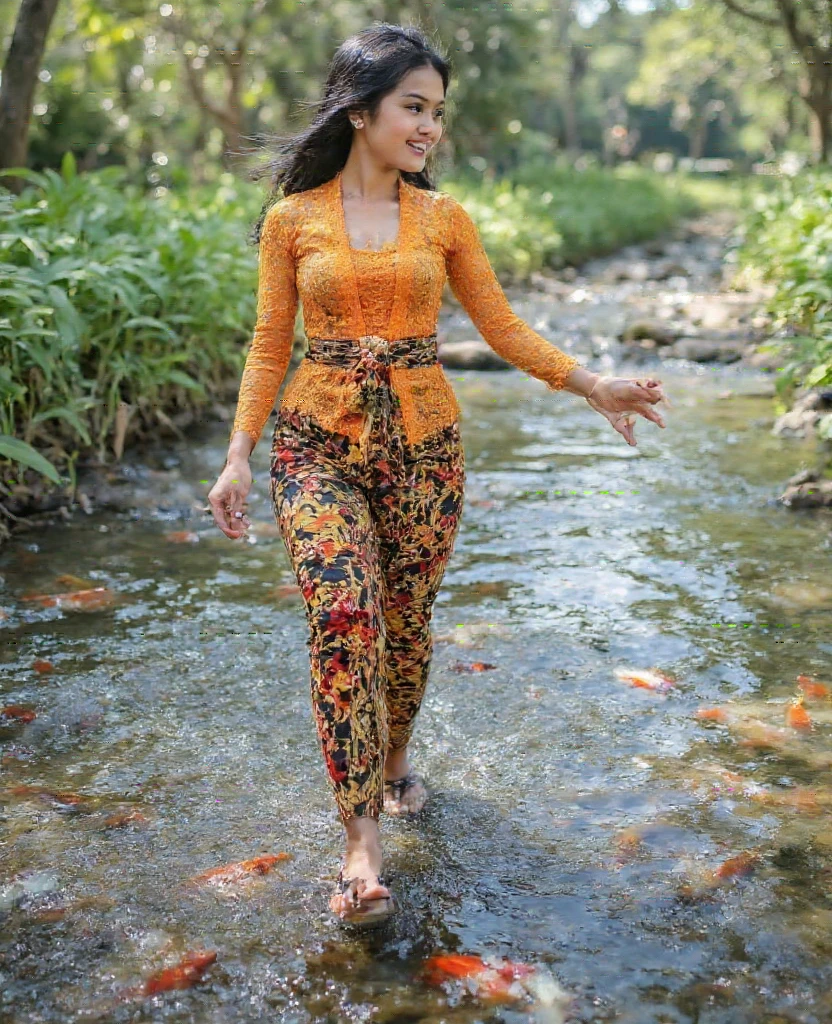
[1,152,751,518]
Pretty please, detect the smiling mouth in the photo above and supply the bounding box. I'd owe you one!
[407,142,429,154]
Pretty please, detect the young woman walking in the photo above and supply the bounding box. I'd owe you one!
[208,23,668,927]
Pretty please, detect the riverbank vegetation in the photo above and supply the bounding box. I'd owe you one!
[737,171,832,436]
[0,154,733,524]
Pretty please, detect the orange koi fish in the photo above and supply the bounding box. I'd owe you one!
[422,954,536,1003]
[613,826,647,865]
[164,531,200,544]
[188,853,292,887]
[695,707,729,722]
[614,667,675,692]
[750,786,830,814]
[138,951,217,996]
[786,698,812,731]
[797,675,830,699]
[1,705,37,723]
[54,574,94,590]
[104,809,148,828]
[713,851,760,880]
[7,784,86,806]
[678,850,760,900]
[732,719,792,750]
[32,658,54,673]
[21,587,116,611]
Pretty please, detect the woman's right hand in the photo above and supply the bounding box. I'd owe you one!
[208,458,252,539]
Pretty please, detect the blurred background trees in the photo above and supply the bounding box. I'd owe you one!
[1,0,828,194]
[1,0,830,500]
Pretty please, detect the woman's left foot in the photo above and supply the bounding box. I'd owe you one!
[383,770,428,815]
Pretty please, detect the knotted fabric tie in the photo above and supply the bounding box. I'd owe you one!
[305,334,439,479]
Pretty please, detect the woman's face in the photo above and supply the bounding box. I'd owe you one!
[354,65,445,172]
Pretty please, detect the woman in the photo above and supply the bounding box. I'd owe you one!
[208,23,668,927]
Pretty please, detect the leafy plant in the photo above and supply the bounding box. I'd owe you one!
[738,170,832,401]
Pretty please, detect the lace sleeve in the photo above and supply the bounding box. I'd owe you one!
[230,201,299,450]
[444,195,579,392]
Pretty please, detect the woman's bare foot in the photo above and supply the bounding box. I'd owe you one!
[383,747,428,815]
[329,815,391,918]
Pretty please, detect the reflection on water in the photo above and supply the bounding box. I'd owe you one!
[1,364,831,1023]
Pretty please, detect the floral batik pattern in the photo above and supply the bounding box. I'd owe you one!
[269,400,465,823]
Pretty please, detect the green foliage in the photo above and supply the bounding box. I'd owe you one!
[738,170,832,400]
[0,152,712,506]
[0,436,62,484]
[0,153,262,490]
[446,161,704,275]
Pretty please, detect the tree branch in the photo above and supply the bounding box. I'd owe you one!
[719,0,781,29]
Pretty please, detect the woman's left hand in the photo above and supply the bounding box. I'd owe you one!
[585,375,671,447]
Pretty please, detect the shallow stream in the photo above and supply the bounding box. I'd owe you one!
[3,348,832,1021]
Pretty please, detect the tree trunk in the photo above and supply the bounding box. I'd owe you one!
[689,111,709,161]
[0,0,62,192]
[807,88,831,164]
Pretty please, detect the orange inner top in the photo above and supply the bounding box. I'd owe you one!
[232,169,581,449]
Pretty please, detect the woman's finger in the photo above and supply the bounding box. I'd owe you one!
[208,491,233,536]
[635,400,666,428]
[209,487,245,540]
[615,412,637,446]
[223,489,248,539]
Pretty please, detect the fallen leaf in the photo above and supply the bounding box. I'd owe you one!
[32,659,54,674]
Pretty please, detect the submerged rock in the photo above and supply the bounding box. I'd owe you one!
[773,389,832,438]
[438,340,512,370]
[664,337,745,363]
[779,470,832,509]
[620,319,679,346]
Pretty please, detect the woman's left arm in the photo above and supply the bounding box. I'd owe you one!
[443,196,669,446]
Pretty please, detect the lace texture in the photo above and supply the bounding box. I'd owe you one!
[232,170,581,449]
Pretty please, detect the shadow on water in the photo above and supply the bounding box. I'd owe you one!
[1,360,832,1023]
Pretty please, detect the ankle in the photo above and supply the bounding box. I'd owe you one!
[385,745,410,776]
[344,817,381,856]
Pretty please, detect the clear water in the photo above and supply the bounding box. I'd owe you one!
[1,360,831,1023]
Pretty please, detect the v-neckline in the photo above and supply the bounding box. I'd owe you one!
[334,169,407,254]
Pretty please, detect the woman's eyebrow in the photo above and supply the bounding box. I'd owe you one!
[401,92,445,105]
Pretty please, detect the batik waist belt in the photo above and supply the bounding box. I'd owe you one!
[304,334,439,454]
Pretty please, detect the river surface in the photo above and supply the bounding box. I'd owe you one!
[3,267,832,1021]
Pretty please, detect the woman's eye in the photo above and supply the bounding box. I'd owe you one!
[409,105,444,117]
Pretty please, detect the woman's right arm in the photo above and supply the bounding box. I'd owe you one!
[230,201,299,453]
[209,202,299,538]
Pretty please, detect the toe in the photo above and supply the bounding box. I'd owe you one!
[357,879,391,901]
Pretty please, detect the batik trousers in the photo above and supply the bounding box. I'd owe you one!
[268,339,465,824]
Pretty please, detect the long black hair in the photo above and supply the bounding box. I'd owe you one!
[244,23,452,245]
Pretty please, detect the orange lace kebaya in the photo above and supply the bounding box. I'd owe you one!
[231,169,581,449]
